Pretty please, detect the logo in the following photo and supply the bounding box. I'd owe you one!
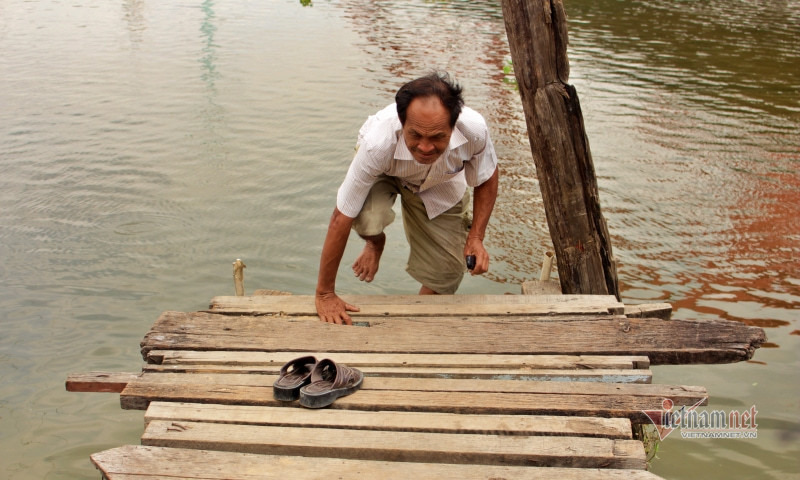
[643,398,758,440]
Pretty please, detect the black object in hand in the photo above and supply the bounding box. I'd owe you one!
[466,255,476,271]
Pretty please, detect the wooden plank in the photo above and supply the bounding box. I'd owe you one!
[120,375,707,421]
[142,364,652,383]
[147,350,651,370]
[141,420,646,469]
[144,402,634,438]
[121,382,691,420]
[91,445,667,480]
[122,372,701,397]
[65,372,142,393]
[207,294,625,316]
[214,293,621,306]
[624,303,672,320]
[140,311,766,364]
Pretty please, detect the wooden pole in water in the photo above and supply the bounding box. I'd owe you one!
[539,251,555,281]
[501,0,620,299]
[233,259,246,296]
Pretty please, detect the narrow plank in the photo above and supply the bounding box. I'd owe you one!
[120,379,707,422]
[144,402,633,438]
[142,364,652,383]
[140,311,766,364]
[91,445,667,480]
[214,293,622,306]
[141,420,646,469]
[147,350,651,370]
[207,294,624,316]
[65,372,142,393]
[122,372,703,398]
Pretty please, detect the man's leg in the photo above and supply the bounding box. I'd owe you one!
[400,188,471,294]
[351,176,399,283]
[418,285,439,295]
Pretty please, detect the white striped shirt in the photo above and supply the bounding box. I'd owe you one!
[337,103,498,219]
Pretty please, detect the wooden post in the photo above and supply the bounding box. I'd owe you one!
[539,251,555,281]
[232,259,246,296]
[501,0,620,299]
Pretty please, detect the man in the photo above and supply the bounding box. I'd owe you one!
[316,72,499,324]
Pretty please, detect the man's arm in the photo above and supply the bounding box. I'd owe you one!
[464,167,499,275]
[316,207,360,325]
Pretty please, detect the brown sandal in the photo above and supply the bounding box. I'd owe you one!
[299,358,363,408]
[273,355,317,401]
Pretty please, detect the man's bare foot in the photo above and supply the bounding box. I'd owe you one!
[419,285,440,295]
[353,233,385,282]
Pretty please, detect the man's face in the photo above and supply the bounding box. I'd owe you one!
[402,96,453,165]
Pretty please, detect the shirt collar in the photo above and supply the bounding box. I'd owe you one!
[394,124,468,162]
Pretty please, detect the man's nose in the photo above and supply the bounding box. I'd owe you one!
[419,139,435,153]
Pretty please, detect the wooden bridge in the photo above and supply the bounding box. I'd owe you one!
[68,291,765,479]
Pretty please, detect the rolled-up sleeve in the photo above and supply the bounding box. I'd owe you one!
[336,145,384,218]
[463,121,498,188]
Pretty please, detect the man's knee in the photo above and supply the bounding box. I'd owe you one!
[352,177,399,237]
[352,208,395,237]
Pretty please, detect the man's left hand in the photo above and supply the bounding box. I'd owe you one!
[464,236,489,275]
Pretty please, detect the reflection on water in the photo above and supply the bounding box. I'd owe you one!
[200,0,219,91]
[569,0,800,116]
[0,0,798,478]
[563,0,800,336]
[122,0,146,46]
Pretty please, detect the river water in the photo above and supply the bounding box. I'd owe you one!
[0,0,797,478]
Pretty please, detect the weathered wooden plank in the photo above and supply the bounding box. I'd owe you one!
[121,384,688,420]
[120,376,707,422]
[147,350,651,370]
[207,294,625,316]
[140,311,765,364]
[142,364,652,383]
[65,372,142,393]
[214,293,621,306]
[91,445,666,480]
[624,303,672,320]
[144,402,634,438]
[141,420,646,469]
[121,372,703,397]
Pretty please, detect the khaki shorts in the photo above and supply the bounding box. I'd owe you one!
[352,176,470,294]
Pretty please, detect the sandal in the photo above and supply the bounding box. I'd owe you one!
[299,358,364,408]
[273,355,317,401]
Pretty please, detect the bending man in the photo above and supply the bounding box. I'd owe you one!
[316,72,499,324]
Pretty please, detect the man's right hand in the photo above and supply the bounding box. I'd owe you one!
[315,292,360,325]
